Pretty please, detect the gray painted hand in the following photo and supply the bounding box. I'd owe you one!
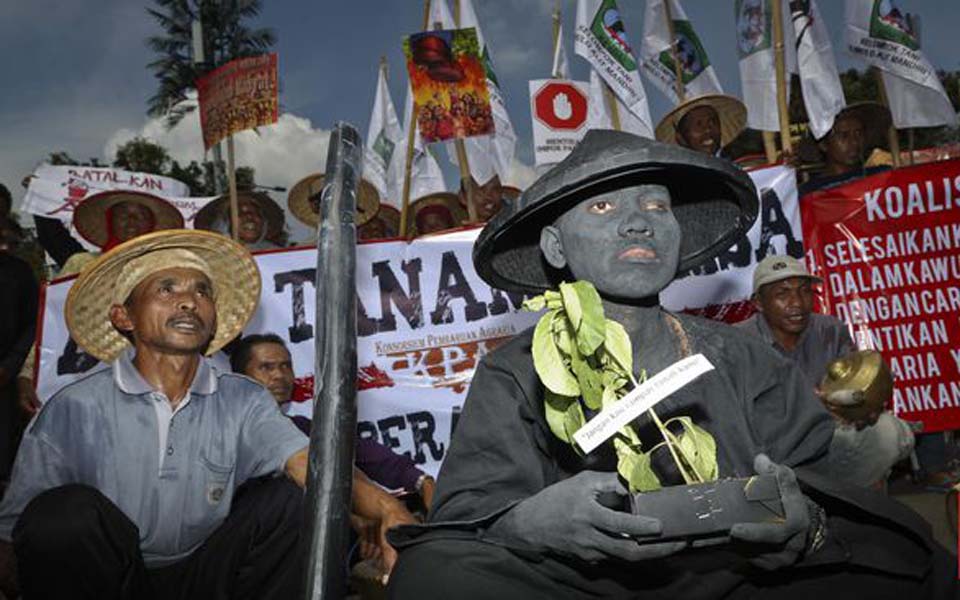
[486,470,687,563]
[729,454,812,570]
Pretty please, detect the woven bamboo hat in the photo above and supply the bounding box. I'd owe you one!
[655,94,748,149]
[287,173,380,227]
[193,191,286,243]
[65,229,261,362]
[73,190,184,248]
[410,192,464,236]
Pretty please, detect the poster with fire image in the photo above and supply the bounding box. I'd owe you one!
[403,28,494,143]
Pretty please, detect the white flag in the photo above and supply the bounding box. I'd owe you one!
[792,0,845,139]
[586,69,650,137]
[388,85,447,206]
[428,0,455,29]
[881,69,958,129]
[574,0,653,137]
[364,66,404,206]
[445,0,518,185]
[735,0,797,132]
[640,0,723,104]
[552,23,570,79]
[845,1,956,129]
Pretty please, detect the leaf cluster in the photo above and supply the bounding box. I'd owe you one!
[524,281,718,493]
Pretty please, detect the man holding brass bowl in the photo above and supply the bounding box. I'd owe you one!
[737,255,915,489]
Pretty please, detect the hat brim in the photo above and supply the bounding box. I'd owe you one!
[65,229,261,362]
[474,132,758,295]
[655,94,748,149]
[193,192,286,242]
[410,193,464,237]
[288,173,380,227]
[73,191,184,248]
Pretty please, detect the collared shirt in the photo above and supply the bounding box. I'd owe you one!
[0,349,307,567]
[734,312,855,388]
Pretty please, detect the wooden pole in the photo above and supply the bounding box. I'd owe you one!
[226,134,239,241]
[770,0,793,155]
[399,0,432,238]
[448,6,479,223]
[907,128,915,165]
[762,131,778,166]
[874,69,902,168]
[662,0,685,103]
[603,83,622,131]
[551,1,561,78]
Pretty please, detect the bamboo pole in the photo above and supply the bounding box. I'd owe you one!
[662,0,685,103]
[226,134,239,241]
[907,128,915,165]
[603,84,622,131]
[762,131,778,166]
[770,0,793,155]
[874,69,902,168]
[551,1,561,78]
[449,5,479,223]
[399,0,432,238]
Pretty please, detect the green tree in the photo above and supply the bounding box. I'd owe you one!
[146,0,275,128]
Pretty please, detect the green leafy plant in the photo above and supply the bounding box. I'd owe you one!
[523,281,718,492]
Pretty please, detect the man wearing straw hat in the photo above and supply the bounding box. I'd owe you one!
[655,94,748,159]
[0,229,413,599]
[193,191,288,249]
[387,131,953,599]
[288,173,381,243]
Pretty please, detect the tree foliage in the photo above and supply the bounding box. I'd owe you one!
[146,0,275,128]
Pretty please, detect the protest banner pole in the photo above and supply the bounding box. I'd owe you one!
[399,0,432,238]
[762,131,778,165]
[226,134,240,241]
[662,0,685,103]
[603,84,622,131]
[302,122,361,600]
[873,69,902,168]
[907,128,916,165]
[449,6,479,223]
[770,0,793,155]
[551,1,561,78]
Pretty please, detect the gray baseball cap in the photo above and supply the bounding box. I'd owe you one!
[753,255,822,295]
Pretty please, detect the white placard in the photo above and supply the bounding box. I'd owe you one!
[573,354,715,454]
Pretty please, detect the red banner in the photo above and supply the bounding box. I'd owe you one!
[196,54,279,149]
[801,160,960,432]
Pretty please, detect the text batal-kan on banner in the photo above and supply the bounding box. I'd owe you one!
[801,159,960,433]
[195,53,279,150]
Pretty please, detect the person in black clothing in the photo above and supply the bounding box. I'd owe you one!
[0,219,38,484]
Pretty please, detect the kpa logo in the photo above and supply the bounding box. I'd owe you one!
[659,20,710,84]
[869,0,919,51]
[590,0,637,71]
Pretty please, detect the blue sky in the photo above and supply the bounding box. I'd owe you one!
[2,0,958,212]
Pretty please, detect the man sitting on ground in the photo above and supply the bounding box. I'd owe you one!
[0,229,412,599]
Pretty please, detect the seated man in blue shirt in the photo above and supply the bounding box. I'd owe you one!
[0,230,412,599]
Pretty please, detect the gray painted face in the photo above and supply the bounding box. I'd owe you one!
[539,184,682,300]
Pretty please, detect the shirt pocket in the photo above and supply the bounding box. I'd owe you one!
[181,452,236,551]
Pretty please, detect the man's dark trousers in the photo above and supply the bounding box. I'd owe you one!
[12,476,304,599]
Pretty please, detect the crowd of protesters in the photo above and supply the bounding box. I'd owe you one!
[0,90,957,598]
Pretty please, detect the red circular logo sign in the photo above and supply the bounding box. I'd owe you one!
[533,82,588,131]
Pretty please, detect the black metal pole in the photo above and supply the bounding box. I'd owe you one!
[302,122,362,600]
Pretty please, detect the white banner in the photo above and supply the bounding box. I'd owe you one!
[735,0,797,132]
[845,0,941,90]
[575,0,653,137]
[529,79,591,166]
[364,67,404,206]
[792,0,846,140]
[640,0,723,105]
[32,166,800,475]
[21,165,191,222]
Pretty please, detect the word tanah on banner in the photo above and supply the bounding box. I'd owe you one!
[31,166,801,475]
[20,165,190,222]
[196,53,279,150]
[801,159,960,433]
[403,28,494,144]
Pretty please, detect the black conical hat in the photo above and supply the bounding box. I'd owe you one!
[473,130,758,294]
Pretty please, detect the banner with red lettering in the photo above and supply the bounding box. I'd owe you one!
[801,160,960,432]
